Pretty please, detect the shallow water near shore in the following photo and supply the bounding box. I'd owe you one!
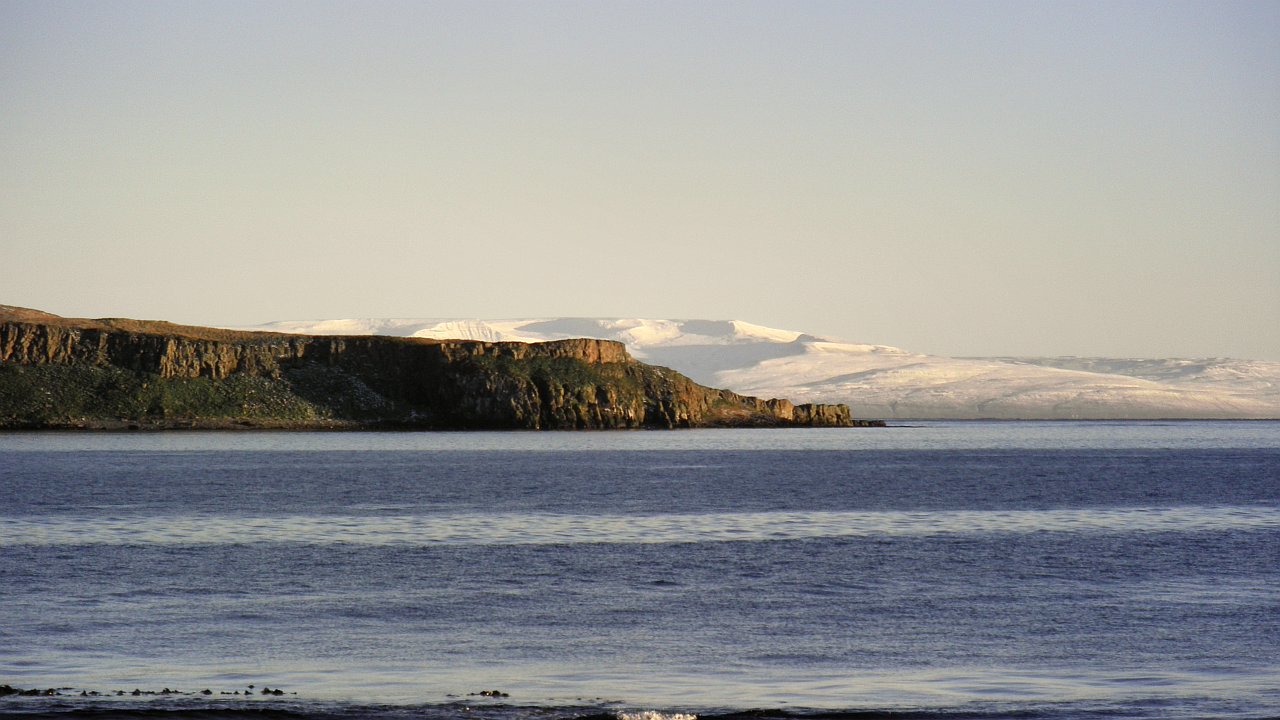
[2,421,1278,719]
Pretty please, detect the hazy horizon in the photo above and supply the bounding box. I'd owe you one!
[4,1,1278,360]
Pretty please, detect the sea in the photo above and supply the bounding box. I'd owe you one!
[1,421,1278,720]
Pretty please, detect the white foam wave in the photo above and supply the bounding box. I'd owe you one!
[2,506,1277,547]
[617,713,697,720]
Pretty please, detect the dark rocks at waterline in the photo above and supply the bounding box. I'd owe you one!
[1,685,59,697]
[0,683,294,698]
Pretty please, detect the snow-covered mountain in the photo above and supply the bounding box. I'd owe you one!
[230,318,1280,419]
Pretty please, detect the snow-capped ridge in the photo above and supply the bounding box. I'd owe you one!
[225,316,1280,419]
[408,320,539,344]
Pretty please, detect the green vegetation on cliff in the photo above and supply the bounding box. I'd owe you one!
[0,306,864,430]
[0,364,331,427]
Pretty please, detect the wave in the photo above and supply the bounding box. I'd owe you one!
[2,506,1278,547]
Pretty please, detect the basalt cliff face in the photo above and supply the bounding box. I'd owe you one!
[0,307,864,430]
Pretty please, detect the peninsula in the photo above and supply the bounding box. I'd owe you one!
[0,306,871,430]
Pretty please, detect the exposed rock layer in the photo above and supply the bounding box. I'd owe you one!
[0,308,867,430]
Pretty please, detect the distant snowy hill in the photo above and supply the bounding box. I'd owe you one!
[231,318,1280,419]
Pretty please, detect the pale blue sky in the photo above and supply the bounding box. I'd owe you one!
[3,0,1277,359]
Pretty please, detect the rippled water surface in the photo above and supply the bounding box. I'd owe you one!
[1,421,1278,720]
[6,506,1280,547]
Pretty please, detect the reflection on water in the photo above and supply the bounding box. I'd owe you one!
[5,506,1278,547]
[3,421,1279,453]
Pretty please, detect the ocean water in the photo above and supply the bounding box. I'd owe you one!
[1,421,1278,720]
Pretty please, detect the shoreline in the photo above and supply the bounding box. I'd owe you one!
[0,418,888,431]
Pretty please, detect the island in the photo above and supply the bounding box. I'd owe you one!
[0,306,881,430]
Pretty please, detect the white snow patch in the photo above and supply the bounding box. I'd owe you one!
[408,320,541,343]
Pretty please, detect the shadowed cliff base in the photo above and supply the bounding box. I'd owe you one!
[0,306,878,430]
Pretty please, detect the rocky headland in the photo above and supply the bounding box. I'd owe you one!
[0,306,875,430]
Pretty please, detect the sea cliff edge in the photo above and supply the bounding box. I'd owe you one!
[0,306,879,430]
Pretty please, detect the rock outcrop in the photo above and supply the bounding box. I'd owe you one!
[0,307,868,430]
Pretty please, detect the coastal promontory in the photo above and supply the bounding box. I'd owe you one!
[0,306,870,430]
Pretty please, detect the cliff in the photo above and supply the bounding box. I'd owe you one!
[0,306,871,430]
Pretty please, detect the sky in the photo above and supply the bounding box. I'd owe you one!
[3,0,1278,360]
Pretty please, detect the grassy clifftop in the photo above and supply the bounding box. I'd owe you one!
[0,306,863,430]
